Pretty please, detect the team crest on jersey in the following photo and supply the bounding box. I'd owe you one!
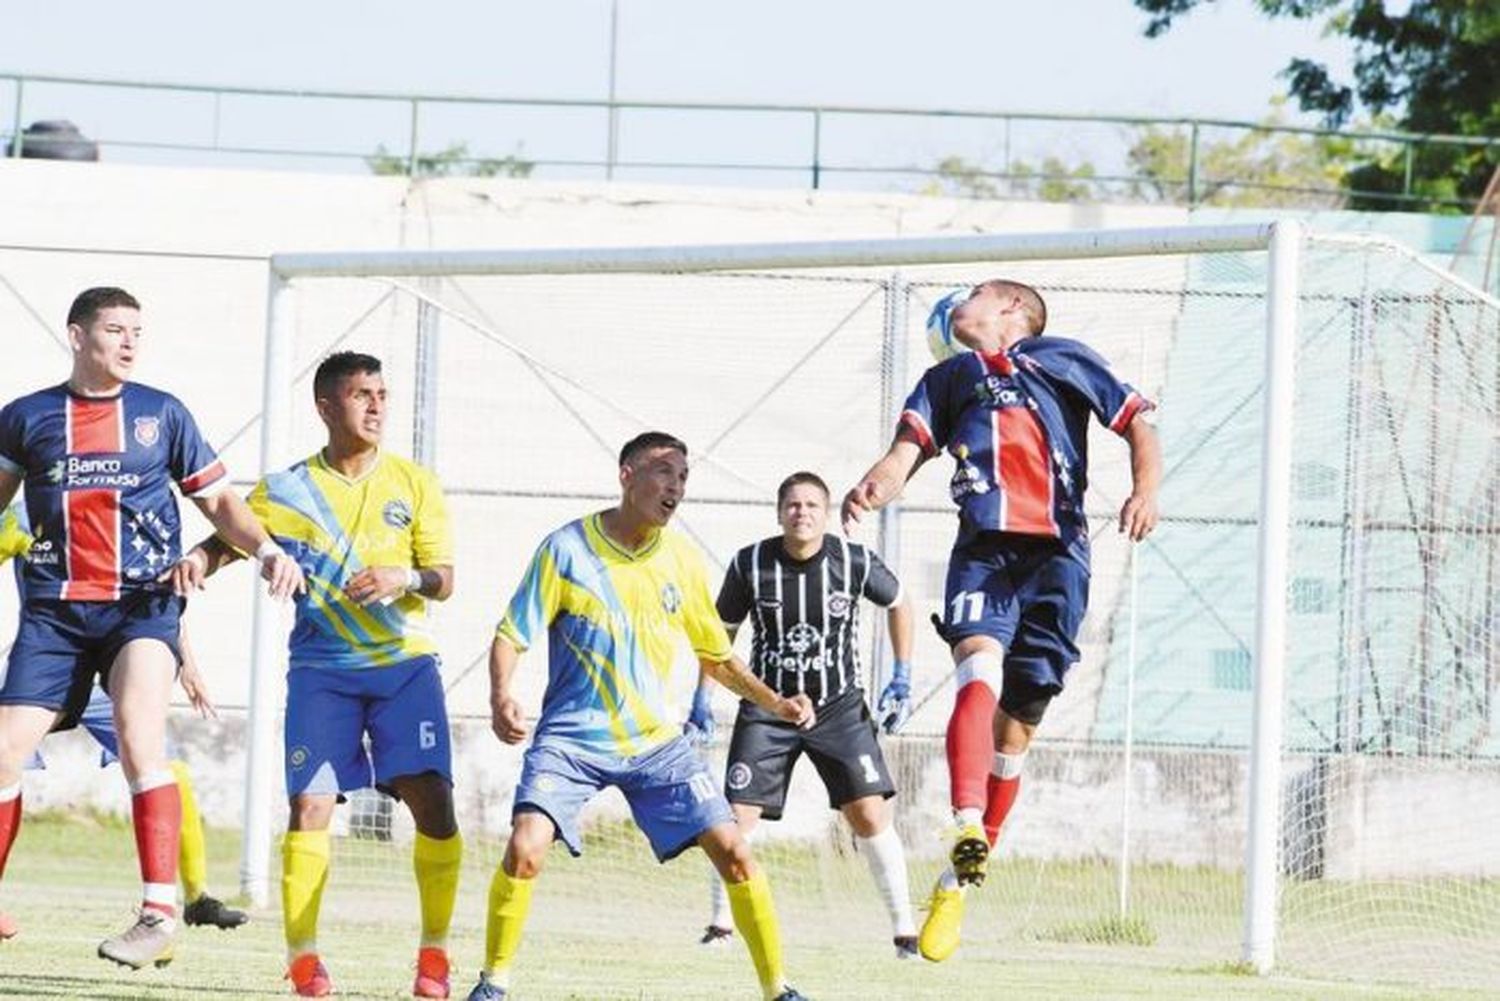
[660,582,682,614]
[726,762,753,791]
[132,416,160,447]
[383,499,413,529]
[827,592,852,618]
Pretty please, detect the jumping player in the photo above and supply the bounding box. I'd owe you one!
[842,280,1160,961]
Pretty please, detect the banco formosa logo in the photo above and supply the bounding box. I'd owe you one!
[47,460,65,484]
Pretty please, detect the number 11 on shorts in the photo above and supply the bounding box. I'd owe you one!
[949,591,983,624]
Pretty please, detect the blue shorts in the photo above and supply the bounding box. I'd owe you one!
[284,655,452,798]
[941,532,1090,694]
[0,593,183,731]
[515,736,733,863]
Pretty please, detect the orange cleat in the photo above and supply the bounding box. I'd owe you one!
[413,946,451,999]
[287,952,333,997]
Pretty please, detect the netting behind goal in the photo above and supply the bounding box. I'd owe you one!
[249,231,1498,991]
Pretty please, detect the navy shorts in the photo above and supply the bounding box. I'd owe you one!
[283,654,453,798]
[941,532,1089,694]
[0,592,183,731]
[514,735,733,863]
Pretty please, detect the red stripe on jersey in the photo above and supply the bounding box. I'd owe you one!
[67,397,124,454]
[179,458,226,496]
[979,349,1015,377]
[995,407,1058,536]
[62,488,120,600]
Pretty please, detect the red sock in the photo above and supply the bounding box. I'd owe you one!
[0,788,20,879]
[983,772,1021,848]
[132,780,181,918]
[946,680,998,812]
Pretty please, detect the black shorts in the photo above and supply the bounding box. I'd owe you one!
[723,687,896,820]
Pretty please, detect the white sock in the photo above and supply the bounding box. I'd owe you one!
[707,863,733,931]
[955,807,983,827]
[856,825,915,937]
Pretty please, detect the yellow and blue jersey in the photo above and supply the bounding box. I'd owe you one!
[249,450,452,671]
[498,513,732,758]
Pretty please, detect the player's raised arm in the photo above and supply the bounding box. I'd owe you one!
[841,435,926,535]
[190,490,305,599]
[488,635,529,744]
[1118,417,1162,542]
[700,653,816,730]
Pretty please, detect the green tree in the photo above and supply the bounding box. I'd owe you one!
[925,154,1097,203]
[366,141,534,179]
[1127,100,1359,207]
[1132,0,1500,212]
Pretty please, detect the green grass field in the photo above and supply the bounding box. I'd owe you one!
[0,812,1489,1000]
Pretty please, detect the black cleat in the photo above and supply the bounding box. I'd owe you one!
[182,894,249,929]
[698,924,733,946]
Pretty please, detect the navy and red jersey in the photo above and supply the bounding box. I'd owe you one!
[899,336,1152,560]
[0,383,227,602]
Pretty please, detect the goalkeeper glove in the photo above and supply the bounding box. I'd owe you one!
[877,661,912,735]
[683,683,716,746]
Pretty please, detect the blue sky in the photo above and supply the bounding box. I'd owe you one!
[0,1,1356,184]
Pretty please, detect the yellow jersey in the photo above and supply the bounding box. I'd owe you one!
[249,450,452,670]
[498,513,732,757]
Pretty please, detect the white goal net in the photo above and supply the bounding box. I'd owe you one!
[234,226,1499,992]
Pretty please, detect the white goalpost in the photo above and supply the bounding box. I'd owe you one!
[241,221,1500,992]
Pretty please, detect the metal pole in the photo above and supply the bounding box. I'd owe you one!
[10,78,24,158]
[1117,544,1139,916]
[606,0,620,180]
[241,270,298,907]
[1243,218,1302,974]
[1402,142,1415,201]
[406,98,421,177]
[874,273,909,693]
[1187,121,1200,208]
[413,277,441,465]
[811,110,822,190]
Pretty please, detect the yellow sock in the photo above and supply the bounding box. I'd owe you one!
[282,830,331,957]
[725,871,787,1001]
[413,831,463,948]
[482,866,534,982]
[170,760,208,902]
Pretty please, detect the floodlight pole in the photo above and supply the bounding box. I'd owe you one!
[241,271,297,907]
[1243,218,1302,973]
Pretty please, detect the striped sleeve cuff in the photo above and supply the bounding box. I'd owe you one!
[179,458,229,497]
[1108,393,1155,435]
[897,410,938,457]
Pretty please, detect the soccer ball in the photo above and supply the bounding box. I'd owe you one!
[925,289,971,362]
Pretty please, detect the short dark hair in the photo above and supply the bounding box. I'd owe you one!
[67,287,140,329]
[619,431,688,467]
[981,279,1047,335]
[313,351,382,400]
[777,471,829,506]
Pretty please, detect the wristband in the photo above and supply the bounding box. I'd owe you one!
[407,568,424,594]
[255,539,284,561]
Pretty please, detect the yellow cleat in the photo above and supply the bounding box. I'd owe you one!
[918,879,965,962]
[950,823,990,887]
